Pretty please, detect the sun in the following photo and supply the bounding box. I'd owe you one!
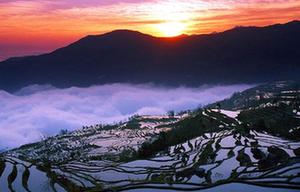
[146,1,191,37]
[156,21,186,37]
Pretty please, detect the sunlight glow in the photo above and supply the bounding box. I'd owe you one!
[155,22,187,37]
[144,1,196,37]
[0,0,299,59]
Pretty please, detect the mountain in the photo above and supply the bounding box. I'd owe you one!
[207,80,300,110]
[1,21,300,92]
[207,80,300,139]
[1,81,300,191]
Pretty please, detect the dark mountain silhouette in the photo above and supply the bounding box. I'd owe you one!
[1,21,300,92]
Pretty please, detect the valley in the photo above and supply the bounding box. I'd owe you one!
[1,81,300,192]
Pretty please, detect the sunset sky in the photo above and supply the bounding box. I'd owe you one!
[0,0,299,61]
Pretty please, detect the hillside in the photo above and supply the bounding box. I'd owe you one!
[0,21,300,92]
[207,81,300,110]
[0,81,300,191]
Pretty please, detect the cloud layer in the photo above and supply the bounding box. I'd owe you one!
[0,83,251,149]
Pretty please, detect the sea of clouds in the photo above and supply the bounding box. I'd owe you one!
[0,83,252,149]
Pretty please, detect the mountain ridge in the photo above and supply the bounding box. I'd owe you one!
[1,20,300,92]
[4,20,300,61]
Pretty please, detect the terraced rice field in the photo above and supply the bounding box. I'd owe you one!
[1,129,300,191]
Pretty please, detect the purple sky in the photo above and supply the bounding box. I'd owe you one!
[0,0,299,60]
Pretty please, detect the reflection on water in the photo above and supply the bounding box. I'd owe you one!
[1,129,300,191]
[128,183,300,192]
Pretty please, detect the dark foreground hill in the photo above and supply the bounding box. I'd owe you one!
[1,21,300,92]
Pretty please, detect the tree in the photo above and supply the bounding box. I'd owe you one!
[59,129,69,135]
[167,110,175,117]
[216,103,221,112]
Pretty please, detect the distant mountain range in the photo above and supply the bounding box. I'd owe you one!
[1,21,300,92]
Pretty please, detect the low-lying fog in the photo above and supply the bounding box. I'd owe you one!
[0,83,252,149]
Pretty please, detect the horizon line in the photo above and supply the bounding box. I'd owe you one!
[1,19,299,62]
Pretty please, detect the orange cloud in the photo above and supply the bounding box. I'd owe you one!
[0,0,299,60]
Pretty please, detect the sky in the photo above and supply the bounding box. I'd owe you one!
[0,83,251,148]
[0,0,299,60]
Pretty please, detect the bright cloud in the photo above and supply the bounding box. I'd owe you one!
[0,83,252,149]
